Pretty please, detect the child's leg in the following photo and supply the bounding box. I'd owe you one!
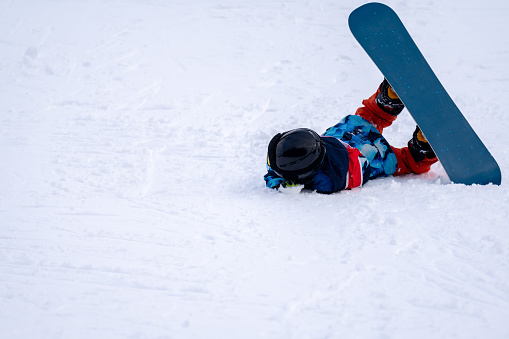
[392,147,437,175]
[392,127,438,175]
[355,79,405,133]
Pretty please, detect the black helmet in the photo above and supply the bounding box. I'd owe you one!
[267,128,326,181]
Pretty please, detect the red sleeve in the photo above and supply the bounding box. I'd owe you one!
[344,145,363,189]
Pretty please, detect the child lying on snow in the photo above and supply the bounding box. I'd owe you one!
[264,79,438,194]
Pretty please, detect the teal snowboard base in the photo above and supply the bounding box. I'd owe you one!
[349,3,501,185]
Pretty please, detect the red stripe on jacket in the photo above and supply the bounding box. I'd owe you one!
[341,141,363,189]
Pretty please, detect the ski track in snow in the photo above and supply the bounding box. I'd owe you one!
[1,0,509,338]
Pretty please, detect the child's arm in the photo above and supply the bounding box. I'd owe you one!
[264,168,286,189]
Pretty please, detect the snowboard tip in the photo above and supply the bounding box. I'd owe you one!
[348,3,397,34]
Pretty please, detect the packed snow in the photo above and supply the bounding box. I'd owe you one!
[1,0,509,338]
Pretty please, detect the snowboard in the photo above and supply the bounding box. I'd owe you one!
[348,2,501,185]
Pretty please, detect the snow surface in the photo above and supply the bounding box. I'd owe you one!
[1,0,509,338]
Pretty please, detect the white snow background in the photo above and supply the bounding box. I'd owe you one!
[1,0,509,338]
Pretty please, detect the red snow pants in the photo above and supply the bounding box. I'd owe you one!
[355,89,438,175]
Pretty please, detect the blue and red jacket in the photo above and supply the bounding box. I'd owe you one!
[303,136,368,193]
